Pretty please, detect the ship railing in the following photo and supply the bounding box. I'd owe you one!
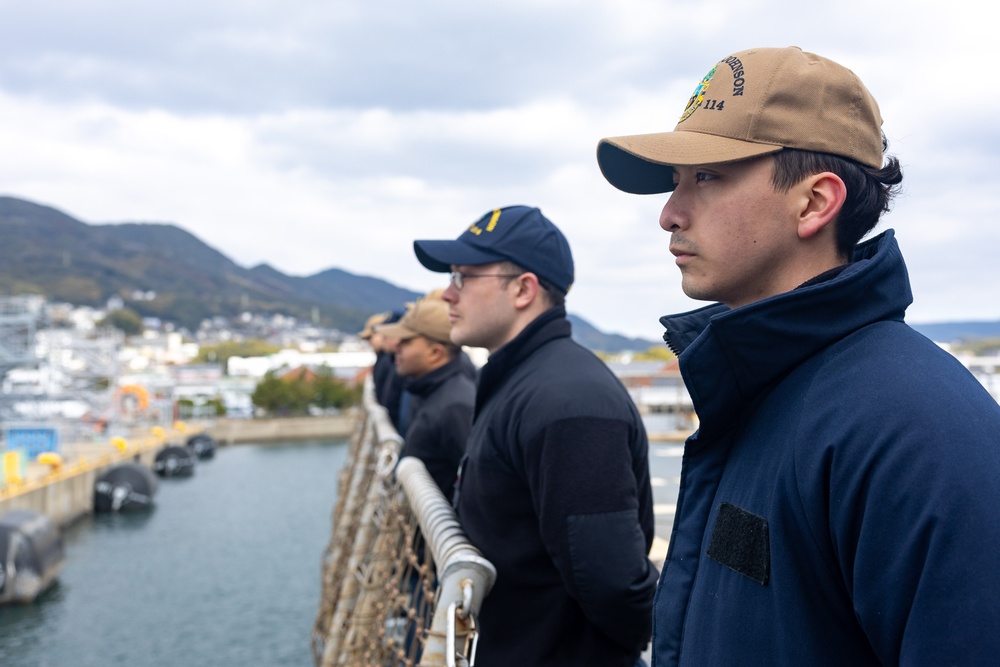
[312,376,495,667]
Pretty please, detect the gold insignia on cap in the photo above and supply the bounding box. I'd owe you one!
[486,209,501,232]
[680,65,717,123]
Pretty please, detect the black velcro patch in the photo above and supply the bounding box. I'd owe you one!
[707,502,770,585]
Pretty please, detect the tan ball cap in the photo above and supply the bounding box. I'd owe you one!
[375,295,452,345]
[597,46,885,194]
[358,311,389,339]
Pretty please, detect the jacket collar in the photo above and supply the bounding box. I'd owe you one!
[475,306,570,414]
[660,230,911,436]
[407,353,466,398]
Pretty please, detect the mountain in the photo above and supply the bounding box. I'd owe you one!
[909,321,1000,344]
[0,195,658,350]
[568,314,660,353]
[4,195,990,353]
[0,196,421,333]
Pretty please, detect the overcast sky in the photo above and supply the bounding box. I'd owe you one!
[2,0,998,339]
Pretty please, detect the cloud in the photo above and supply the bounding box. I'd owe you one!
[1,0,999,338]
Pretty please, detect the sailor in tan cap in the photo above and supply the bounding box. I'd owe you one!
[375,293,474,500]
[358,312,389,341]
[597,46,1000,667]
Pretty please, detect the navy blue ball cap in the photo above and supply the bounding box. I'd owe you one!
[413,205,574,294]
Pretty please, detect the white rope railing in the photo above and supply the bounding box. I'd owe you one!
[312,376,495,667]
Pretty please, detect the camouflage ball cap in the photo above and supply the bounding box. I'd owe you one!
[596,46,885,194]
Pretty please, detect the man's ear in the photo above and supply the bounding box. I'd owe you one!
[512,273,541,311]
[428,341,448,363]
[797,172,847,240]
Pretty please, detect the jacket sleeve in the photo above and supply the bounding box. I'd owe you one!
[404,400,472,498]
[820,371,1000,665]
[522,415,657,651]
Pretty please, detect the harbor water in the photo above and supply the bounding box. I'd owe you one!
[0,437,349,667]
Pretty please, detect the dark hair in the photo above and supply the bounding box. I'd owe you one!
[420,335,460,360]
[770,138,903,258]
[498,261,566,308]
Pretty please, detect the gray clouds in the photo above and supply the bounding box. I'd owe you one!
[1,0,998,338]
[0,1,672,113]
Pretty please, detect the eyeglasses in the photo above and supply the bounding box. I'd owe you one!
[449,270,522,291]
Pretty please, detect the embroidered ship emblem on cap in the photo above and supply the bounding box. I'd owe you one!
[680,65,717,122]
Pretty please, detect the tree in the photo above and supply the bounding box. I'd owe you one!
[634,345,676,362]
[313,366,362,409]
[250,371,309,415]
[176,396,228,419]
[955,337,1000,356]
[196,339,281,373]
[251,367,361,416]
[100,308,144,335]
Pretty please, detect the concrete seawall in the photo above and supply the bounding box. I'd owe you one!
[0,436,166,527]
[206,411,358,444]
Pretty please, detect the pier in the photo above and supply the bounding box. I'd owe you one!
[0,424,187,527]
[0,414,358,528]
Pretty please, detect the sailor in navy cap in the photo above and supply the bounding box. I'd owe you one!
[413,205,657,667]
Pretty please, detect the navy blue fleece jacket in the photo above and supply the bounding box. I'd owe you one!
[653,230,1000,666]
[454,306,657,667]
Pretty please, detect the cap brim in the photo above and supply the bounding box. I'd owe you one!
[375,322,417,340]
[597,131,783,194]
[413,239,507,272]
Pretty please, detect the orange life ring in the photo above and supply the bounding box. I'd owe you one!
[116,384,150,413]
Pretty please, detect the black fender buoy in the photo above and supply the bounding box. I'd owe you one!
[0,509,65,604]
[0,509,66,604]
[153,445,196,478]
[185,433,217,460]
[94,462,159,512]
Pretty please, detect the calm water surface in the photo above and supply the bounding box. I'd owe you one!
[0,438,348,667]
